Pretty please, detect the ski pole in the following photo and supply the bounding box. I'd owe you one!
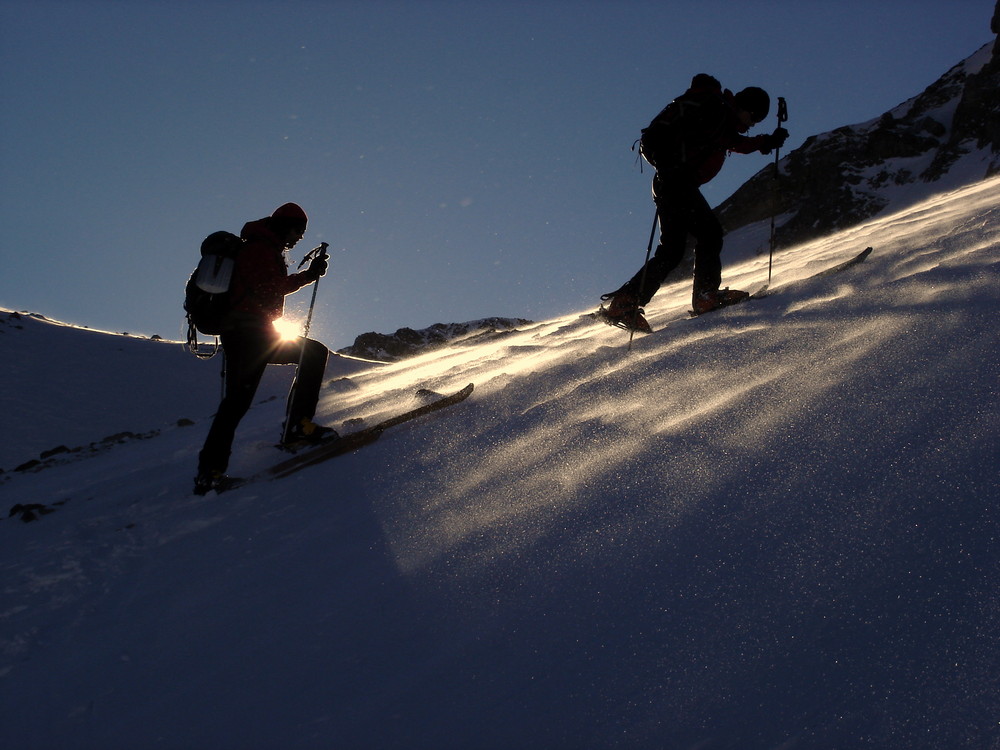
[282,242,329,444]
[628,210,659,352]
[297,242,329,340]
[767,97,788,287]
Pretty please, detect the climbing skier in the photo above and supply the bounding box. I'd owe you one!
[194,202,334,495]
[601,74,789,330]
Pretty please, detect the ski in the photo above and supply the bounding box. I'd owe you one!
[752,246,873,299]
[602,246,875,338]
[809,245,873,278]
[269,382,474,479]
[208,383,474,493]
[692,246,875,310]
[688,288,757,317]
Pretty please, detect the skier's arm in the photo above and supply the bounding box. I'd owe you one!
[284,254,328,293]
[731,127,789,155]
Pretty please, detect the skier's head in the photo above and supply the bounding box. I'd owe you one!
[734,87,770,124]
[272,202,308,229]
[271,202,308,247]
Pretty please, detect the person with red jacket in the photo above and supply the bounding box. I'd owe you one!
[601,74,788,330]
[195,202,333,495]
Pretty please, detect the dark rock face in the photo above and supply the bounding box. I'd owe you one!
[716,42,1000,251]
[338,317,533,361]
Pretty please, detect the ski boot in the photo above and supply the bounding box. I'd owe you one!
[193,470,240,496]
[281,417,339,451]
[598,292,652,333]
[692,288,750,316]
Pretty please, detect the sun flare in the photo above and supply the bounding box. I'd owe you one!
[273,317,301,341]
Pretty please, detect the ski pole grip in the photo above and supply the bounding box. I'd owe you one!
[298,242,330,268]
[773,97,788,169]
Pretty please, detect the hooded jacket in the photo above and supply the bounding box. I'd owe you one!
[643,76,774,185]
[691,88,772,184]
[227,218,314,327]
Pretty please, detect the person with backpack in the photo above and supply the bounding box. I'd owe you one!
[194,202,334,495]
[601,74,789,330]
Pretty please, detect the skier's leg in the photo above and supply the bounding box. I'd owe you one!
[270,337,330,427]
[197,330,271,474]
[689,191,724,296]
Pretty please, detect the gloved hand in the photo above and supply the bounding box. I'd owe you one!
[306,254,328,280]
[759,127,789,155]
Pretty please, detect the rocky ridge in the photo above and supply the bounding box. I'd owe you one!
[718,39,1000,252]
[338,316,534,361]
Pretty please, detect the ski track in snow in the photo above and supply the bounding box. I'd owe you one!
[1,175,999,749]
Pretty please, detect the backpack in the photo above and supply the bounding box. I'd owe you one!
[184,231,244,345]
[638,74,725,170]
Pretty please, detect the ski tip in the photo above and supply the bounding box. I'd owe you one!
[440,382,474,399]
[330,351,392,366]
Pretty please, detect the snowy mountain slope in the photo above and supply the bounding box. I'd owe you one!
[2,175,999,749]
[0,313,383,472]
[718,42,1000,255]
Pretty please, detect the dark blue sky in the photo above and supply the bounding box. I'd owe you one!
[1,0,995,348]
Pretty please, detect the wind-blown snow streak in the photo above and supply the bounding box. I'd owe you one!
[1,175,998,749]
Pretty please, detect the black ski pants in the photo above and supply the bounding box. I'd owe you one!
[620,170,724,306]
[198,327,329,474]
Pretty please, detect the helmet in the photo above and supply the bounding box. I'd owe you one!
[734,87,770,123]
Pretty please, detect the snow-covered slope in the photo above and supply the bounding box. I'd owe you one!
[0,313,381,471]
[718,43,1000,257]
[2,175,999,749]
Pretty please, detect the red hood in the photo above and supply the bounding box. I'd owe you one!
[240,217,281,245]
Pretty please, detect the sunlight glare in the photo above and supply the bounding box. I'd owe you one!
[273,317,301,341]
